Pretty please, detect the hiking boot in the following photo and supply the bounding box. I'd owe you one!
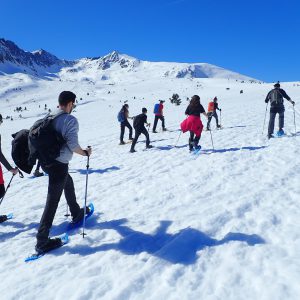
[34,170,44,177]
[194,145,201,151]
[162,128,167,131]
[72,206,91,224]
[35,237,62,254]
[119,141,126,145]
[146,145,153,149]
[277,129,285,136]
[130,149,136,153]
[128,137,133,141]
[268,134,274,139]
[152,130,157,133]
[217,125,221,128]
[0,215,8,223]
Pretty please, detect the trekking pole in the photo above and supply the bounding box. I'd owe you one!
[174,131,182,147]
[0,170,23,206]
[293,105,297,134]
[220,110,222,127]
[64,206,70,218]
[81,146,91,238]
[209,129,215,151]
[262,103,268,135]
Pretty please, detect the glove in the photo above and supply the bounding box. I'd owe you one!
[265,99,268,103]
[291,100,295,105]
[219,109,222,111]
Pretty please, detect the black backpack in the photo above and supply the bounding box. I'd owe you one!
[11,129,34,174]
[269,89,283,105]
[28,113,66,165]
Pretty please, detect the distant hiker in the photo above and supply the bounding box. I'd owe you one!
[0,114,19,223]
[130,108,153,153]
[207,97,221,130]
[152,100,166,133]
[34,91,92,254]
[118,104,133,145]
[265,82,295,138]
[181,95,208,151]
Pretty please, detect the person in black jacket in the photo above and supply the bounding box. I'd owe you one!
[130,108,153,153]
[0,114,19,223]
[119,104,133,145]
[265,82,295,138]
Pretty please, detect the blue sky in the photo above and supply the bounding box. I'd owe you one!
[1,0,299,82]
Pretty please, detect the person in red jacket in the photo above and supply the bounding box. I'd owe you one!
[152,100,166,133]
[181,95,208,151]
[207,97,221,130]
[0,114,19,223]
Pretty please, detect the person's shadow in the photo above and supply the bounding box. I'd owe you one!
[66,219,265,265]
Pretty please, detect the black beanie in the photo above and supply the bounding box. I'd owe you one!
[142,107,147,113]
[58,91,76,105]
[274,82,280,88]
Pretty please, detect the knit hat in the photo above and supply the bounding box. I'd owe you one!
[274,82,280,88]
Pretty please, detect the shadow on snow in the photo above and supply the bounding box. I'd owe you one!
[65,218,265,265]
[73,166,120,175]
[201,146,267,154]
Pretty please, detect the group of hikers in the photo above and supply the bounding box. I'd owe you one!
[117,97,222,152]
[0,82,296,256]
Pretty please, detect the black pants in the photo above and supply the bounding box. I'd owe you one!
[153,115,165,131]
[0,184,5,198]
[268,106,284,136]
[120,119,133,142]
[131,127,150,150]
[189,132,200,151]
[207,111,219,129]
[36,162,81,244]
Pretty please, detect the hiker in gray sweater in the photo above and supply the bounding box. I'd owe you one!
[35,91,92,254]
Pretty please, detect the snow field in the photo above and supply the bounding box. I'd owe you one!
[0,75,299,299]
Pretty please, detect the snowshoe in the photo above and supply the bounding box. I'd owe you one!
[277,130,285,137]
[35,237,63,255]
[71,205,91,224]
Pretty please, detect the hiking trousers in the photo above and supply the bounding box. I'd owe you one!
[189,132,200,151]
[131,127,150,150]
[268,106,285,135]
[207,111,219,129]
[153,115,165,131]
[36,162,81,245]
[120,119,133,142]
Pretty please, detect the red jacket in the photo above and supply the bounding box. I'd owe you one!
[180,115,203,137]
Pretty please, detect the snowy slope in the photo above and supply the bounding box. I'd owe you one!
[0,72,300,300]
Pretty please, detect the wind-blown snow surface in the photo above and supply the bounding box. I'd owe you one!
[0,74,300,300]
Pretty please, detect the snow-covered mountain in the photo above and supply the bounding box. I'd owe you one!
[0,38,258,81]
[0,38,72,76]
